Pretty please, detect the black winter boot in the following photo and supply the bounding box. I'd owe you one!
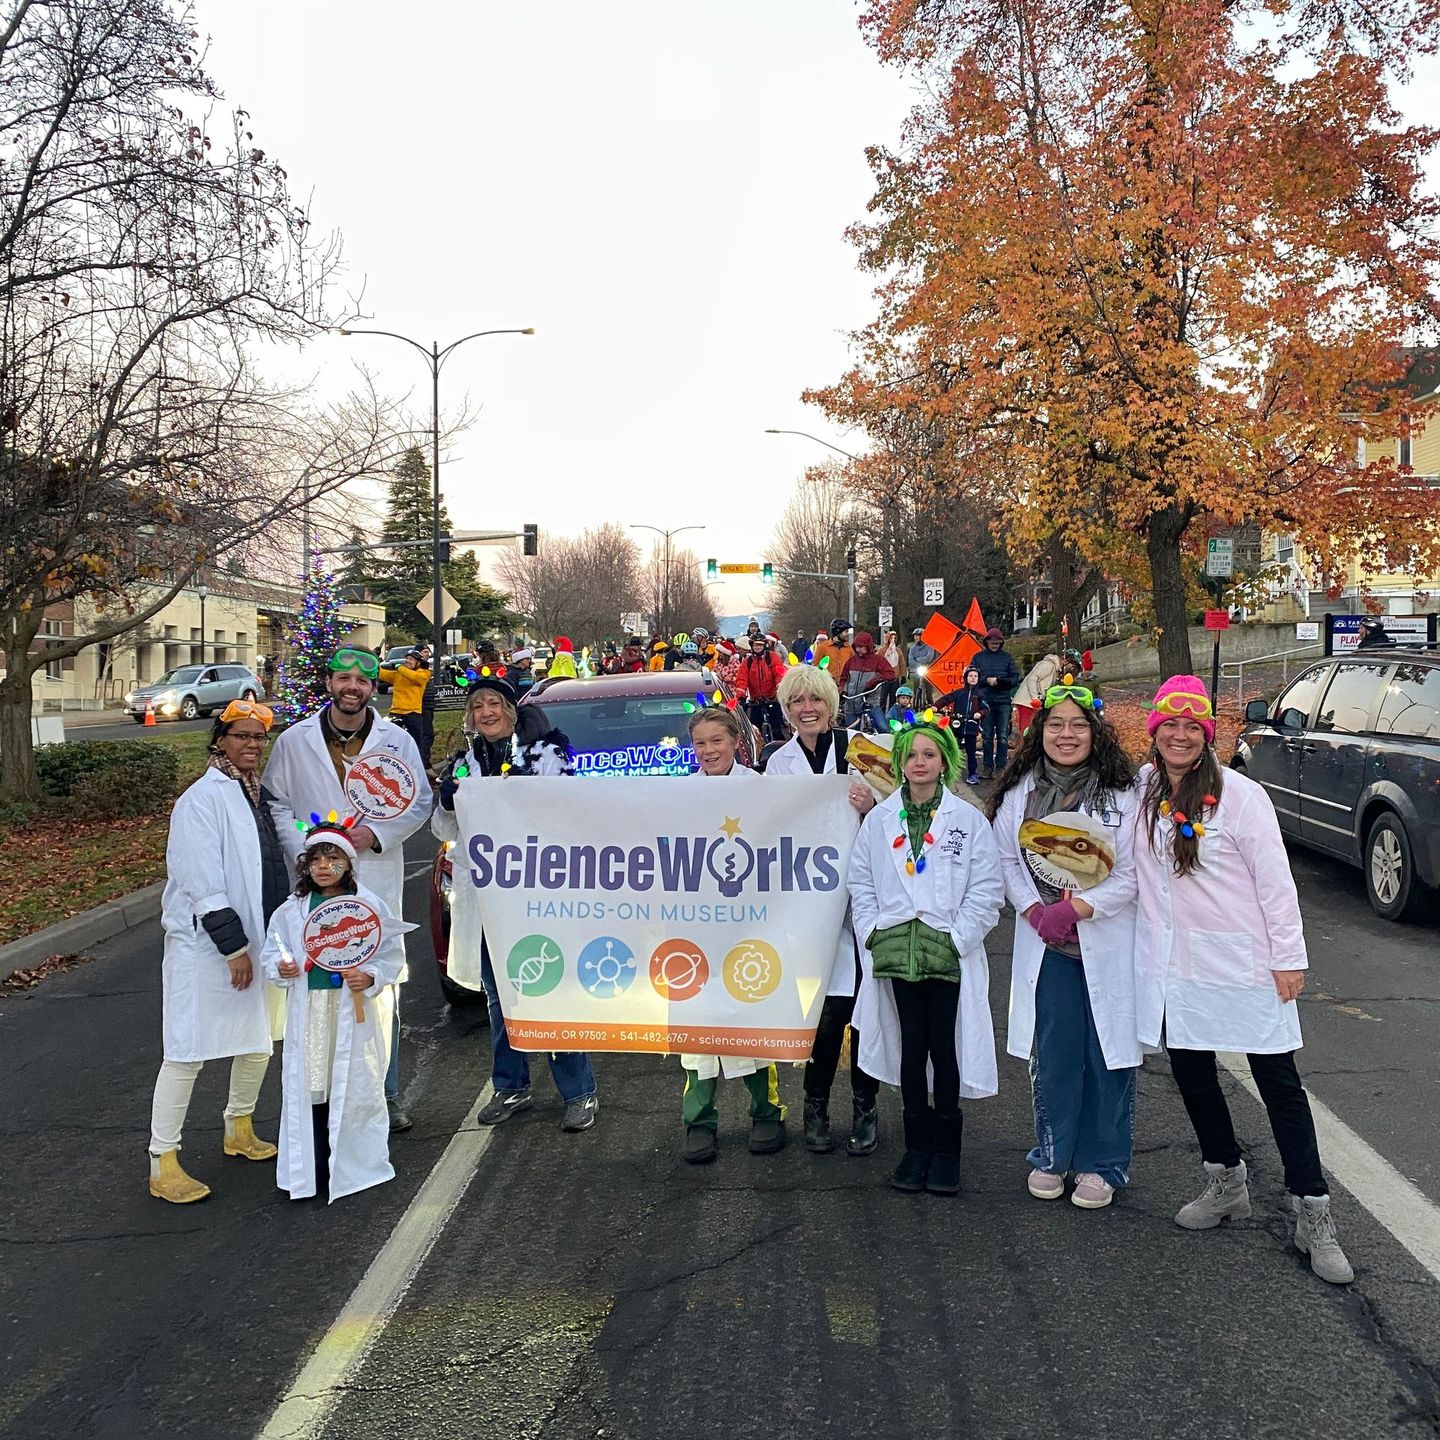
[847,1093,879,1157]
[803,1095,834,1154]
[926,1111,964,1194]
[890,1109,932,1192]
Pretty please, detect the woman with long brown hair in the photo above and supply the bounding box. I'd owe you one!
[1134,676,1352,1283]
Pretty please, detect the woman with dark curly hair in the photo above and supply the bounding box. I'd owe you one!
[987,678,1141,1210]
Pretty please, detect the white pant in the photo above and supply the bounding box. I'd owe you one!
[149,1053,269,1154]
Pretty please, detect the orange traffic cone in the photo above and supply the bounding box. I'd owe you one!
[144,698,156,727]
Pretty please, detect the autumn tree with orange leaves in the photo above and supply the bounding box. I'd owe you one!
[810,0,1440,677]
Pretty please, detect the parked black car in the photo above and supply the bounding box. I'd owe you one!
[1234,651,1440,921]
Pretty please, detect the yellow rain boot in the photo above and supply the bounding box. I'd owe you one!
[223,1113,278,1161]
[148,1150,211,1204]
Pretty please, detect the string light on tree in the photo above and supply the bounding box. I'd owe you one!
[274,557,353,724]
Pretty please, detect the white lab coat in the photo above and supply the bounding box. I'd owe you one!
[259,886,409,1202]
[764,730,864,997]
[160,768,284,1062]
[849,788,1003,1099]
[1132,764,1306,1054]
[683,761,766,1077]
[430,738,571,991]
[264,709,432,980]
[993,776,1142,1070]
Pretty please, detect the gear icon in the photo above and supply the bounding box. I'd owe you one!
[722,939,782,1004]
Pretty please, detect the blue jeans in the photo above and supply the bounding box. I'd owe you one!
[480,946,597,1102]
[385,991,400,1101]
[1029,948,1136,1188]
[981,699,1012,771]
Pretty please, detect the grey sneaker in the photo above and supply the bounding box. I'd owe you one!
[561,1094,599,1132]
[1294,1195,1355,1284]
[1175,1160,1251,1229]
[477,1090,533,1126]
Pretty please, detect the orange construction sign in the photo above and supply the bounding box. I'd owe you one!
[919,612,960,653]
[916,599,988,699]
[963,598,987,637]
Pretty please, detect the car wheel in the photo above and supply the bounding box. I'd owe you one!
[131,715,146,724]
[438,969,490,1011]
[1364,812,1429,922]
[179,696,200,720]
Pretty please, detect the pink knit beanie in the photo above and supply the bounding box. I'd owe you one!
[1148,675,1215,743]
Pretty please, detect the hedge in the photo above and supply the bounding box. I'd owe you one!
[36,740,180,819]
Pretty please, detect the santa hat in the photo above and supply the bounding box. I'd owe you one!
[510,647,533,662]
[1148,675,1215,744]
[553,636,573,653]
[717,638,737,653]
[766,632,781,644]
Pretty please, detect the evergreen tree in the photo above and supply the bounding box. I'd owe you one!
[274,561,353,723]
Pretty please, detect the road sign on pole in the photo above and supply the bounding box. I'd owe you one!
[717,563,761,575]
[923,578,945,606]
[1205,538,1234,578]
[878,604,894,629]
[415,586,461,626]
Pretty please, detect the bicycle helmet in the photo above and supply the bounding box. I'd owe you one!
[681,640,700,657]
[830,618,851,637]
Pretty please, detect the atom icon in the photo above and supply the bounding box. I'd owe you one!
[577,936,638,999]
[722,939,782,1004]
[648,939,710,1001]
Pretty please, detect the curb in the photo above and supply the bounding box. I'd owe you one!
[0,882,165,984]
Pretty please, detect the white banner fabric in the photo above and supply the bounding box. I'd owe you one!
[452,774,858,1058]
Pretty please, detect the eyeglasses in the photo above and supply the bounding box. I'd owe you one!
[218,698,274,729]
[1152,689,1213,721]
[329,648,380,678]
[227,730,268,743]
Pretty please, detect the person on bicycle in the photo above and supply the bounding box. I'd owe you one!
[840,631,895,732]
[735,632,787,740]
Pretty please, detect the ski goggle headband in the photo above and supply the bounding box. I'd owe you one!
[329,648,379,679]
[218,699,274,730]
[1151,689,1212,721]
[1043,683,1102,713]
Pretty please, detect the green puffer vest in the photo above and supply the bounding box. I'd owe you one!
[867,918,960,984]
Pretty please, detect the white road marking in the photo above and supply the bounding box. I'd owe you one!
[255,1083,496,1440]
[403,859,434,879]
[1219,1053,1440,1282]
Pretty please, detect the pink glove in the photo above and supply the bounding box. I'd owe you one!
[1034,897,1080,947]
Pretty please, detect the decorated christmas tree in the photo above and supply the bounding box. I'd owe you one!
[274,560,353,724]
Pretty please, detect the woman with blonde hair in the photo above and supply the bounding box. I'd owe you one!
[765,664,881,1156]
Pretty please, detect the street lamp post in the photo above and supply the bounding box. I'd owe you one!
[629,524,704,638]
[196,582,208,664]
[764,429,865,629]
[338,326,535,662]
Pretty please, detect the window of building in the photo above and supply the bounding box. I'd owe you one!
[1375,663,1440,741]
[1314,662,1392,734]
[1275,533,1295,564]
[1399,414,1412,470]
[42,619,63,680]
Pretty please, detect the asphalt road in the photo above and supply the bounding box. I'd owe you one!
[2,836,1438,1440]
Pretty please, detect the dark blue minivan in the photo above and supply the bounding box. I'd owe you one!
[1235,653,1440,921]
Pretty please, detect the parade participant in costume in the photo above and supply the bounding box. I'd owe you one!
[881,629,906,709]
[850,719,1003,1194]
[972,628,1022,777]
[618,636,647,673]
[1135,677,1353,1283]
[678,706,786,1163]
[546,637,579,680]
[263,647,432,1132]
[432,674,600,1131]
[765,664,881,1155]
[377,649,430,755]
[260,819,408,1203]
[936,666,988,784]
[648,639,669,672]
[148,700,289,1204]
[712,637,742,689]
[988,678,1140,1209]
[735,632,787,739]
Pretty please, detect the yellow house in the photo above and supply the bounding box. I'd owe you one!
[1252,347,1440,620]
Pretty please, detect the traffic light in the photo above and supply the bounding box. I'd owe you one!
[706,557,718,579]
[762,561,774,584]
[845,548,857,571]
[523,523,538,556]
[437,537,451,564]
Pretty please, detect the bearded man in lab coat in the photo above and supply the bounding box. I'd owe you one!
[264,647,433,1131]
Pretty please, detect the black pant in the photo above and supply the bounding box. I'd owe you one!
[805,993,879,1101]
[310,1101,330,1203]
[1167,1047,1327,1197]
[892,979,961,1116]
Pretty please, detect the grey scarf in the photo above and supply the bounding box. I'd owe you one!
[1031,756,1094,817]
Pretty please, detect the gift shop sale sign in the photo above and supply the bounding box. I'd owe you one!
[454,776,858,1058]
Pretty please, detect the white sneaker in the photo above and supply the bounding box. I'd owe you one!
[1071,1173,1114,1209]
[1027,1169,1065,1200]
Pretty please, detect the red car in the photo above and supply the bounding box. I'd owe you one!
[430,669,758,1006]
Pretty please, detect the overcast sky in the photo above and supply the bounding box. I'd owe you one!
[190,2,1439,622]
[191,0,918,617]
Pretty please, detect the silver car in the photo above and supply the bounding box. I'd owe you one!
[125,663,263,722]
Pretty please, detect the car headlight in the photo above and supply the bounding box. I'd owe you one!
[124,692,136,705]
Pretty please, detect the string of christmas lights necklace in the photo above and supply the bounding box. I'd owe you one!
[892,790,939,876]
[1158,792,1219,839]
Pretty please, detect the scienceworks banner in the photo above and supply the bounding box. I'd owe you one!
[453,775,858,1058]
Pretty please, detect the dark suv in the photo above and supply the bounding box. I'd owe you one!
[1235,651,1440,920]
